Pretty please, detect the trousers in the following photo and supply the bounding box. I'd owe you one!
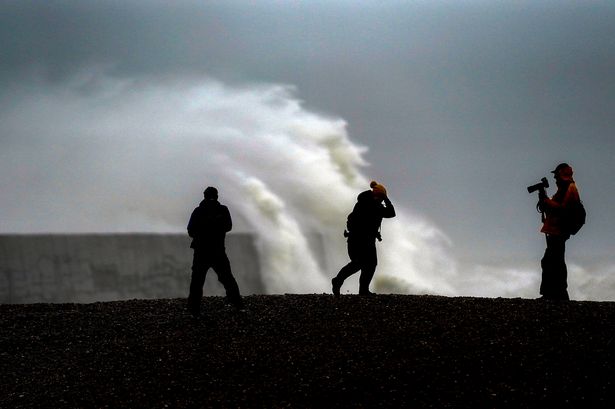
[335,236,378,294]
[540,234,570,300]
[187,249,242,313]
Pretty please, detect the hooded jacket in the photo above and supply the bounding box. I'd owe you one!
[187,199,232,250]
[346,190,396,239]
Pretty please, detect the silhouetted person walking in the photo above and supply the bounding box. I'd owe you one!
[538,163,582,301]
[187,186,243,317]
[332,181,396,296]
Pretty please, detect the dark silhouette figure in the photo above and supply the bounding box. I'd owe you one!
[538,163,581,301]
[332,181,396,296]
[187,186,243,316]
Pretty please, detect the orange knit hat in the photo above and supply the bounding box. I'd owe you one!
[370,180,387,198]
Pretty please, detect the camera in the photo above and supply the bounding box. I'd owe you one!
[527,177,549,194]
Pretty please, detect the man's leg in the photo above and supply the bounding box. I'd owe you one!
[212,252,243,308]
[540,235,569,300]
[333,261,361,295]
[540,241,554,298]
[550,235,569,300]
[358,242,378,295]
[332,238,365,295]
[187,250,209,316]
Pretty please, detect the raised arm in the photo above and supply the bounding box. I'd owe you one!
[382,197,396,218]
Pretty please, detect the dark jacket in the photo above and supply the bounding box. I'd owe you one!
[346,190,396,240]
[187,199,232,250]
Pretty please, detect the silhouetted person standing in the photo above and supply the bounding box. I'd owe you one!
[187,186,243,317]
[332,181,396,296]
[538,163,581,301]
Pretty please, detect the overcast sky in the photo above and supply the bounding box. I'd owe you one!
[1,0,614,269]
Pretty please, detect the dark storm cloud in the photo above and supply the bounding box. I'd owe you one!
[3,1,613,148]
[0,1,210,82]
[2,1,614,102]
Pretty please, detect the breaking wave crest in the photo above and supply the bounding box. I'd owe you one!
[1,74,461,294]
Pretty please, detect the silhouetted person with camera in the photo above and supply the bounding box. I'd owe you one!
[187,186,243,317]
[332,181,396,296]
[537,163,582,301]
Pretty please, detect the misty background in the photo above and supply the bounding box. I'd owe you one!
[1,1,614,300]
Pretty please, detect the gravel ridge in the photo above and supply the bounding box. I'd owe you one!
[1,294,614,408]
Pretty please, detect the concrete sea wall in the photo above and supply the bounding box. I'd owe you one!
[0,234,264,304]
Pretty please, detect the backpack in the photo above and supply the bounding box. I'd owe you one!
[563,200,586,235]
[344,211,357,236]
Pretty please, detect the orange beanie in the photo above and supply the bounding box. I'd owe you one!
[370,180,387,197]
